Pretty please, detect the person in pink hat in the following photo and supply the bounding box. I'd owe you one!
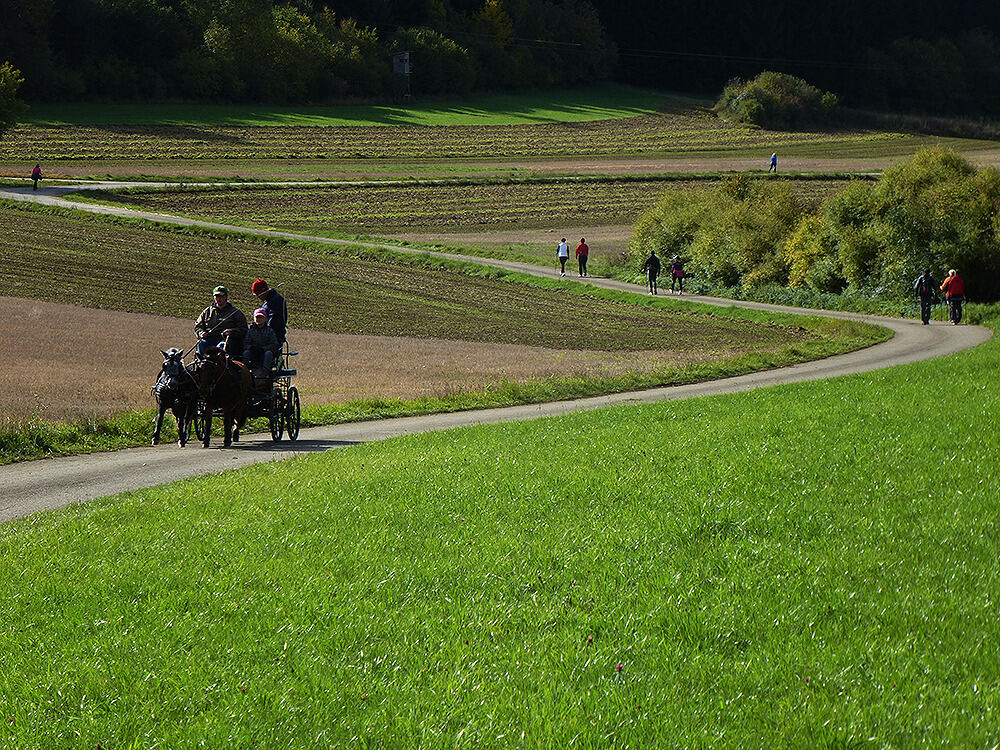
[242,307,280,380]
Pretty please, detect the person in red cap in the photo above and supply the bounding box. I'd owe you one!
[250,278,288,345]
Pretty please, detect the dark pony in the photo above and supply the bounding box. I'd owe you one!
[193,347,251,448]
[152,348,199,447]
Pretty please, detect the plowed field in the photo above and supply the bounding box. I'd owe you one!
[0,113,918,161]
[82,178,851,233]
[0,204,810,354]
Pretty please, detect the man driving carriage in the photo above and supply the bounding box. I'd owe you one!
[195,285,248,357]
[243,307,280,383]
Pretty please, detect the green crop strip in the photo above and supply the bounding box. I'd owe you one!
[2,117,982,163]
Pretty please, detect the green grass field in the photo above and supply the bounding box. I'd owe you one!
[1,316,996,747]
[22,86,669,127]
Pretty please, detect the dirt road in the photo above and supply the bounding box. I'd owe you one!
[0,182,991,523]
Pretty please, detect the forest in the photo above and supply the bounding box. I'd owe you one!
[2,0,1000,114]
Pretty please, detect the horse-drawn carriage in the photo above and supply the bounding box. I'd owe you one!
[152,342,300,448]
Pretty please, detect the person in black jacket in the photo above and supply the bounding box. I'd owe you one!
[643,250,661,295]
[251,278,288,346]
[913,269,938,325]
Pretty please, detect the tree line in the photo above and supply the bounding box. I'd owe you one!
[593,0,1000,116]
[0,0,614,103]
[2,0,999,116]
[631,149,1000,303]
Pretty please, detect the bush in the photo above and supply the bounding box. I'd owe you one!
[391,28,476,96]
[827,148,1000,298]
[0,61,28,135]
[714,71,839,128]
[630,178,813,291]
[630,149,1000,304]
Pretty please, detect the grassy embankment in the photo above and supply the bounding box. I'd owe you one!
[0,311,996,746]
[21,86,668,127]
[0,200,885,463]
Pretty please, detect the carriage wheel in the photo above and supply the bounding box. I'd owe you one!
[269,390,284,441]
[193,400,208,441]
[285,387,301,441]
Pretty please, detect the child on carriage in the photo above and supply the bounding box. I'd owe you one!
[243,308,280,386]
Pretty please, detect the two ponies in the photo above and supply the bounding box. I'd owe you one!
[152,346,251,448]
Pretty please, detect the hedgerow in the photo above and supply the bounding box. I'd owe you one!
[630,148,1000,302]
[714,71,838,128]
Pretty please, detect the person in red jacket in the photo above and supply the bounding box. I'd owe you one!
[575,238,589,277]
[940,269,965,325]
[30,164,42,191]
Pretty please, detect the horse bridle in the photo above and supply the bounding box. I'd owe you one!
[197,353,230,397]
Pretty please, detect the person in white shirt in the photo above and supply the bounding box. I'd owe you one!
[557,238,569,277]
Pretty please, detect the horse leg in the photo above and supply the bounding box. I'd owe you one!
[223,408,233,448]
[152,399,166,445]
[202,405,213,448]
[232,406,243,443]
[175,405,187,447]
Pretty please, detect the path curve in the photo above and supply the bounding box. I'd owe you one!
[0,182,991,523]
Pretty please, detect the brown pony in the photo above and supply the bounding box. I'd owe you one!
[193,347,251,448]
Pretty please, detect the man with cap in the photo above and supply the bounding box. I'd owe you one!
[195,285,248,357]
[251,278,288,346]
[243,307,280,382]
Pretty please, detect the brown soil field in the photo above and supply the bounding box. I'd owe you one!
[1,296,757,423]
[5,149,1000,184]
[0,204,808,354]
[0,115,893,161]
[89,178,848,235]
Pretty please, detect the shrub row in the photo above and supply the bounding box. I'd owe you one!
[630,148,1000,302]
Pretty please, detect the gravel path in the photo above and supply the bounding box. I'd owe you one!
[0,182,991,523]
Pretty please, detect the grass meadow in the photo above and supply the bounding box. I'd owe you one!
[21,86,669,127]
[0,317,996,747]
